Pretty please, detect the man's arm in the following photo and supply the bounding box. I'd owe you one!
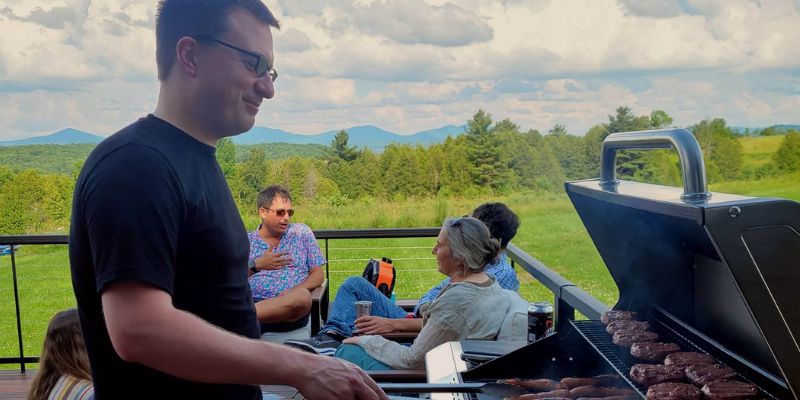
[355,316,423,335]
[102,280,387,400]
[298,265,324,291]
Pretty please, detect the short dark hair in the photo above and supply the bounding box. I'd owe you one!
[257,185,292,209]
[471,202,520,249]
[155,0,280,80]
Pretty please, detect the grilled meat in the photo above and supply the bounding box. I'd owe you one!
[561,374,623,389]
[606,319,650,335]
[645,382,702,400]
[630,342,681,362]
[664,352,715,369]
[569,386,636,397]
[514,389,571,399]
[499,378,565,392]
[601,310,638,324]
[701,379,758,399]
[630,364,685,386]
[612,330,658,347]
[685,364,737,386]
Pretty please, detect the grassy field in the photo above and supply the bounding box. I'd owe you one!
[739,135,784,167]
[1,170,798,369]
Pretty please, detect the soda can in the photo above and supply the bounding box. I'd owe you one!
[527,301,554,342]
[355,300,372,319]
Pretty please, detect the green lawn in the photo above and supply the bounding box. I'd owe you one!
[1,173,798,369]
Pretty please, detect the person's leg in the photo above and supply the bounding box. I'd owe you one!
[322,276,408,337]
[334,344,393,371]
[254,286,312,323]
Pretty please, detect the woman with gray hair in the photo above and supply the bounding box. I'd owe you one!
[335,216,526,370]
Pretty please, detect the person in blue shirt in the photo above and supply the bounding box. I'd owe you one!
[285,202,521,355]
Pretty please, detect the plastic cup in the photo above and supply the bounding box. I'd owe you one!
[355,300,372,319]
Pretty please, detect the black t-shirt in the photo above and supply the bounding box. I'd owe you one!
[69,115,261,399]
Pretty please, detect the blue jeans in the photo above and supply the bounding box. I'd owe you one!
[322,276,409,337]
[335,344,393,370]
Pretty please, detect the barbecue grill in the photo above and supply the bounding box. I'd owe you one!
[425,129,799,399]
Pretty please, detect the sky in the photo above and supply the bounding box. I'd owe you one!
[0,0,798,140]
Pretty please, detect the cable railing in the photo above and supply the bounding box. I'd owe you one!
[0,230,607,372]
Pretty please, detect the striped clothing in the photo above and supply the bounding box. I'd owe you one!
[47,374,93,400]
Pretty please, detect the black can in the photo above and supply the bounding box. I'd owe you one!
[527,301,554,342]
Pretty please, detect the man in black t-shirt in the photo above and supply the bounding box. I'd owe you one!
[69,2,387,400]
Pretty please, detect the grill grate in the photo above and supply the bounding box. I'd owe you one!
[571,319,778,399]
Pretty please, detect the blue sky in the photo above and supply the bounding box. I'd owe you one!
[0,0,798,140]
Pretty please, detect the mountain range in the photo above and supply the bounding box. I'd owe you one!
[0,125,466,149]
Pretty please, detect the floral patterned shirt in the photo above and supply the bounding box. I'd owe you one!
[248,223,326,302]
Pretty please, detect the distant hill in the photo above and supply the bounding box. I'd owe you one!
[731,124,800,136]
[232,124,465,149]
[1,124,466,150]
[0,129,104,146]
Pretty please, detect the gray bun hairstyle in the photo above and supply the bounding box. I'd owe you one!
[442,216,501,274]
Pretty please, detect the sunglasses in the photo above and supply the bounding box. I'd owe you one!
[266,208,294,217]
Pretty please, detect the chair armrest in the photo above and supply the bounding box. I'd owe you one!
[395,299,418,312]
[310,279,328,336]
[380,331,419,342]
[368,369,427,382]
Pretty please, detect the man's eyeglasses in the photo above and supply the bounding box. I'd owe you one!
[194,36,278,82]
[267,208,294,217]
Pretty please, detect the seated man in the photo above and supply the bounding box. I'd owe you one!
[248,185,325,334]
[285,202,520,355]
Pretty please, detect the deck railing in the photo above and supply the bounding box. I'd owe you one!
[0,230,608,372]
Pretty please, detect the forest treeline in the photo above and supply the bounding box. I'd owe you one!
[1,106,799,235]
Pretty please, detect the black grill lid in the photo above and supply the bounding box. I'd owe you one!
[565,129,799,398]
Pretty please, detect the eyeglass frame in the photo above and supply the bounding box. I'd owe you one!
[264,208,294,217]
[193,35,278,82]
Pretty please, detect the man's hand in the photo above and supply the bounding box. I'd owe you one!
[354,316,397,335]
[295,356,389,400]
[254,249,293,271]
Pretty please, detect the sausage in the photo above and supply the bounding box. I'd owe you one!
[570,386,636,398]
[515,389,571,399]
[560,377,600,388]
[499,378,565,392]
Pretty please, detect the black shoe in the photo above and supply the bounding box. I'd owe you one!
[284,332,342,356]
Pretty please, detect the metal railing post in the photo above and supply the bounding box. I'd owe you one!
[10,245,25,372]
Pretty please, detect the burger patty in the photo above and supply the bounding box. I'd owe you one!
[606,319,651,335]
[601,310,638,324]
[685,364,737,386]
[630,364,685,387]
[701,379,758,399]
[631,342,681,362]
[646,382,702,400]
[613,330,659,347]
[664,352,715,369]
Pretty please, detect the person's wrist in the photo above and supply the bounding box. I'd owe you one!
[248,259,258,273]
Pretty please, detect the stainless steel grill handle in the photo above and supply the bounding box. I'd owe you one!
[599,128,711,202]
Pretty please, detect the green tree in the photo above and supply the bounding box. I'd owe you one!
[216,138,237,177]
[548,124,568,136]
[773,131,800,173]
[759,126,779,136]
[544,126,588,180]
[464,110,506,190]
[329,130,359,162]
[649,110,673,129]
[691,119,743,182]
